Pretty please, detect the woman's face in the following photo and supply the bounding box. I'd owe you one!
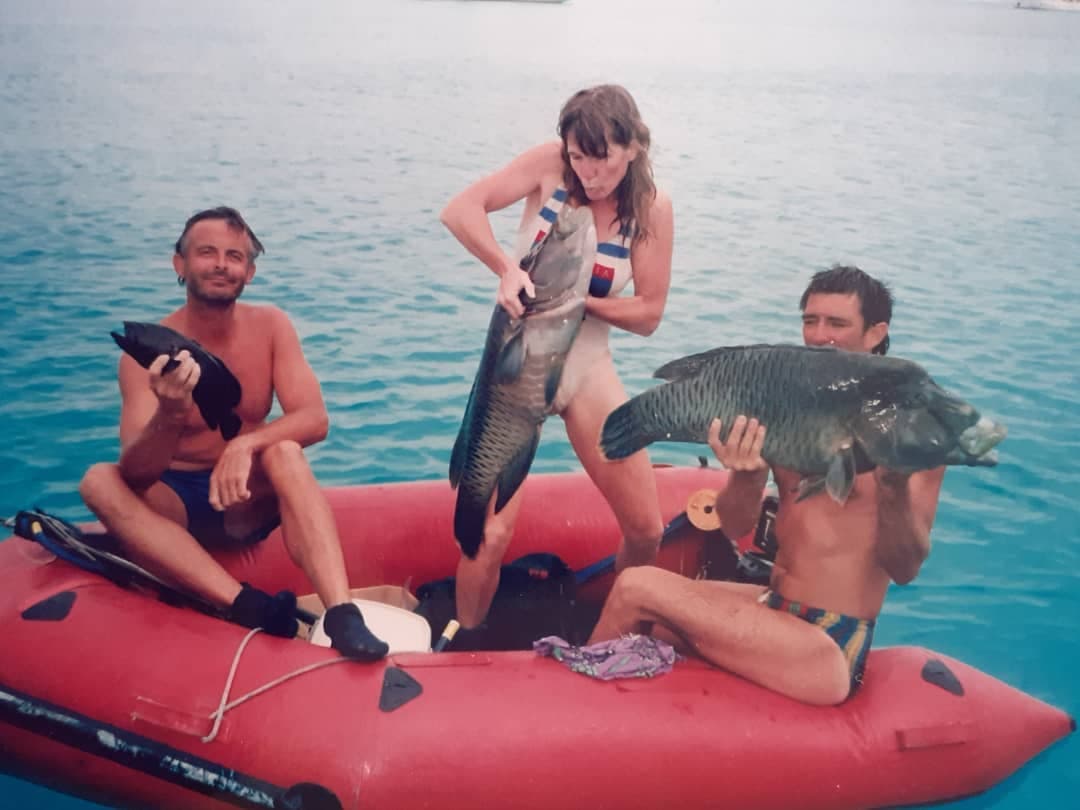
[565,132,638,202]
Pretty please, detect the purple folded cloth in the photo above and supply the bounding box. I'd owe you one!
[533,634,679,680]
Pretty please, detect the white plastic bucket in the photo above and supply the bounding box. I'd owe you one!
[308,598,432,654]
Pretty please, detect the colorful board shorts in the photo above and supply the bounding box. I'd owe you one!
[762,589,875,695]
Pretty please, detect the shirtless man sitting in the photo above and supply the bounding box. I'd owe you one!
[79,206,388,661]
[589,265,944,704]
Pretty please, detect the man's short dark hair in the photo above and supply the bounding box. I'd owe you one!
[800,264,894,355]
[174,206,265,261]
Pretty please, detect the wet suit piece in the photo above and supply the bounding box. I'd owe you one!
[160,468,280,547]
[761,589,875,695]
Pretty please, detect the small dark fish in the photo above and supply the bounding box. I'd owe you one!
[450,205,597,558]
[600,344,1007,504]
[110,321,243,440]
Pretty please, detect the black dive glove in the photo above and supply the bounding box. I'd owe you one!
[227,583,299,639]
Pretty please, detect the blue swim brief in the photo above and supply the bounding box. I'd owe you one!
[762,589,875,696]
[159,468,280,548]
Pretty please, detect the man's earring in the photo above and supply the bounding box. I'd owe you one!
[177,276,186,286]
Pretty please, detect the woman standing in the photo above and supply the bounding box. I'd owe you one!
[440,84,674,628]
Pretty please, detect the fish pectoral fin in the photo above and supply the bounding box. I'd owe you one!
[493,330,527,385]
[161,343,183,374]
[219,413,242,441]
[941,445,1000,467]
[518,232,547,274]
[494,427,542,514]
[543,359,566,410]
[192,395,220,431]
[795,448,858,505]
[824,447,857,505]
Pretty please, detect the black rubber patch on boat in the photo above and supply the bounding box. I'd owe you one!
[21,591,76,622]
[379,666,422,712]
[278,782,344,810]
[922,658,964,696]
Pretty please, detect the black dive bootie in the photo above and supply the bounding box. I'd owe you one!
[323,602,389,661]
[227,583,300,639]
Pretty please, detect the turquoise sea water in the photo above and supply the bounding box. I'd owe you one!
[1,0,1077,807]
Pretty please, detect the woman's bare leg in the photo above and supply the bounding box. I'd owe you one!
[454,484,528,628]
[562,355,665,571]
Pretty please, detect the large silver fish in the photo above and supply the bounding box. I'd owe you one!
[600,344,1006,503]
[450,205,597,557]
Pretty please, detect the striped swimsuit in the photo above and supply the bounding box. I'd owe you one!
[761,590,876,696]
[515,186,634,413]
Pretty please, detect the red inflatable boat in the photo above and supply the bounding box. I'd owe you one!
[0,465,1072,810]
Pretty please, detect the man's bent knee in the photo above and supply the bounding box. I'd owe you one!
[260,440,307,472]
[610,565,664,605]
[79,462,123,508]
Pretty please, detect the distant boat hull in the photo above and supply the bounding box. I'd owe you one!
[1016,1,1080,10]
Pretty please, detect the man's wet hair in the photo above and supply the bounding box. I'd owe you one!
[800,264,893,355]
[174,206,265,261]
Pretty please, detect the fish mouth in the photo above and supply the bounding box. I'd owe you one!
[552,206,594,236]
[958,416,1008,456]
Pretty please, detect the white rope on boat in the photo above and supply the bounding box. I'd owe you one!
[202,628,352,744]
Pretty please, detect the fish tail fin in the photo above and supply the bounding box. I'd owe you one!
[453,487,486,560]
[600,386,708,460]
[453,428,542,560]
[599,399,654,460]
[219,413,242,441]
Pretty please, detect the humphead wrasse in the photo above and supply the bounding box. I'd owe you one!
[450,205,597,557]
[600,344,1006,503]
[111,321,243,441]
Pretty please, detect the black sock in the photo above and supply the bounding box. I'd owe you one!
[323,603,389,661]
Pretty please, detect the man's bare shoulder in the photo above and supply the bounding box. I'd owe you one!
[236,302,293,330]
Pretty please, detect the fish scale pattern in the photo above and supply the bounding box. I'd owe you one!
[599,345,976,478]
